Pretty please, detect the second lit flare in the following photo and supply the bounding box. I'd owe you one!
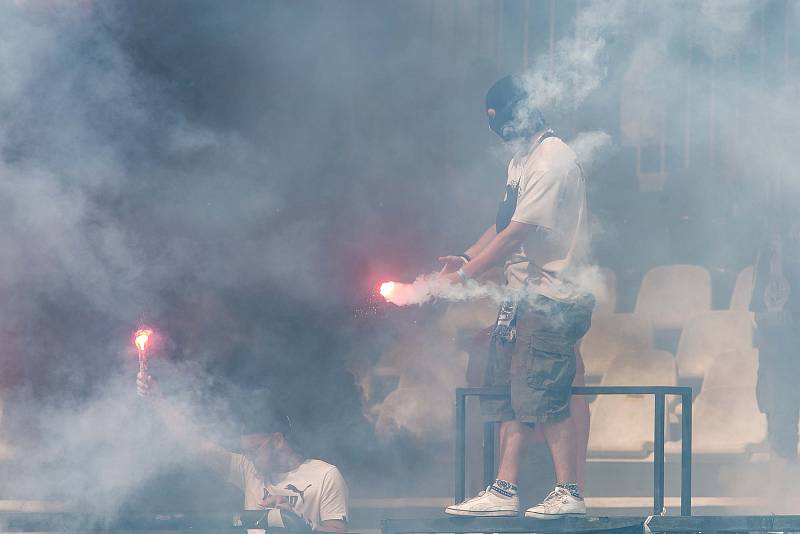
[133,328,153,374]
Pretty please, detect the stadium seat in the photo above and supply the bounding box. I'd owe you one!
[371,293,494,431]
[667,386,766,456]
[729,265,754,310]
[375,386,455,442]
[580,313,654,380]
[634,265,712,330]
[587,350,676,458]
[601,350,677,386]
[701,348,759,390]
[373,332,417,380]
[370,323,467,405]
[675,311,754,380]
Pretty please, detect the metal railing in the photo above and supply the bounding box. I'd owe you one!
[455,386,693,516]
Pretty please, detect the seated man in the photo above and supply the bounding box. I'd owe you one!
[137,374,349,532]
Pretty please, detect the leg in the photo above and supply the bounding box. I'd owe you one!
[767,406,800,461]
[520,296,594,519]
[527,346,589,483]
[447,335,520,516]
[757,329,798,507]
[542,416,578,484]
[571,344,590,489]
[496,421,533,484]
[445,417,523,516]
[758,331,800,461]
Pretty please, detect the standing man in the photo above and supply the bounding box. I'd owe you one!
[441,75,594,518]
[751,216,800,463]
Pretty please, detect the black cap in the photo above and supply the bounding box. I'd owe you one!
[235,388,293,436]
[486,75,524,114]
[240,412,293,436]
[485,75,545,141]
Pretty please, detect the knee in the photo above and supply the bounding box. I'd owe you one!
[500,421,533,440]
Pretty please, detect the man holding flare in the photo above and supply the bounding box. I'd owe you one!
[438,75,595,518]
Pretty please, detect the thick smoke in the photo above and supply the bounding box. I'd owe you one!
[0,0,797,521]
[382,267,608,308]
[0,0,361,518]
[518,0,629,119]
[6,365,239,519]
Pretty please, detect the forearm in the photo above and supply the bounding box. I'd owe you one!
[461,224,526,280]
[464,224,498,259]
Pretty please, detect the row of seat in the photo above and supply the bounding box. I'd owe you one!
[581,309,754,381]
[364,263,759,449]
[598,264,753,320]
[373,344,767,457]
[588,348,764,458]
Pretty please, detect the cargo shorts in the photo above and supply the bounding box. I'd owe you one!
[481,293,594,424]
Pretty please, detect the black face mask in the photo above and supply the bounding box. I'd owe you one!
[488,103,517,142]
[485,75,545,142]
[486,76,520,141]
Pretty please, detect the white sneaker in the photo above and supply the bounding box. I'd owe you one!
[525,486,586,519]
[445,487,519,517]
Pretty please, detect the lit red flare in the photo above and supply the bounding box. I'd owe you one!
[379,281,396,299]
[134,328,153,353]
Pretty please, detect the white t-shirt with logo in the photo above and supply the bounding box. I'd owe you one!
[228,454,349,531]
[503,136,589,302]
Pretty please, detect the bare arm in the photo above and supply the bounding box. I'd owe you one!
[317,467,349,533]
[439,224,497,273]
[138,374,231,477]
[465,224,498,259]
[458,220,533,280]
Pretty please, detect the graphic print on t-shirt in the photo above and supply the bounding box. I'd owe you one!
[496,181,519,232]
[286,484,312,506]
[262,483,312,509]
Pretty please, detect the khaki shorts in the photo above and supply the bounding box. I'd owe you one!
[481,294,594,424]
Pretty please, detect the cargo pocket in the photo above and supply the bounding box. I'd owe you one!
[525,335,576,392]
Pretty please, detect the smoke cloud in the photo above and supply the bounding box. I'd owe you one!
[0,0,797,522]
[381,267,608,308]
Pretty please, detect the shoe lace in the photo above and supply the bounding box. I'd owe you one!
[462,487,489,503]
[542,487,569,506]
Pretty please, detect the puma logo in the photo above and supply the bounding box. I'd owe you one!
[286,484,312,503]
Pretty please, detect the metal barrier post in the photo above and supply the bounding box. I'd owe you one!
[681,391,693,516]
[483,422,495,488]
[455,389,466,504]
[654,393,666,515]
[455,386,691,515]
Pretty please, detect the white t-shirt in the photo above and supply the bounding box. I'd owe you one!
[228,454,349,530]
[503,136,589,302]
